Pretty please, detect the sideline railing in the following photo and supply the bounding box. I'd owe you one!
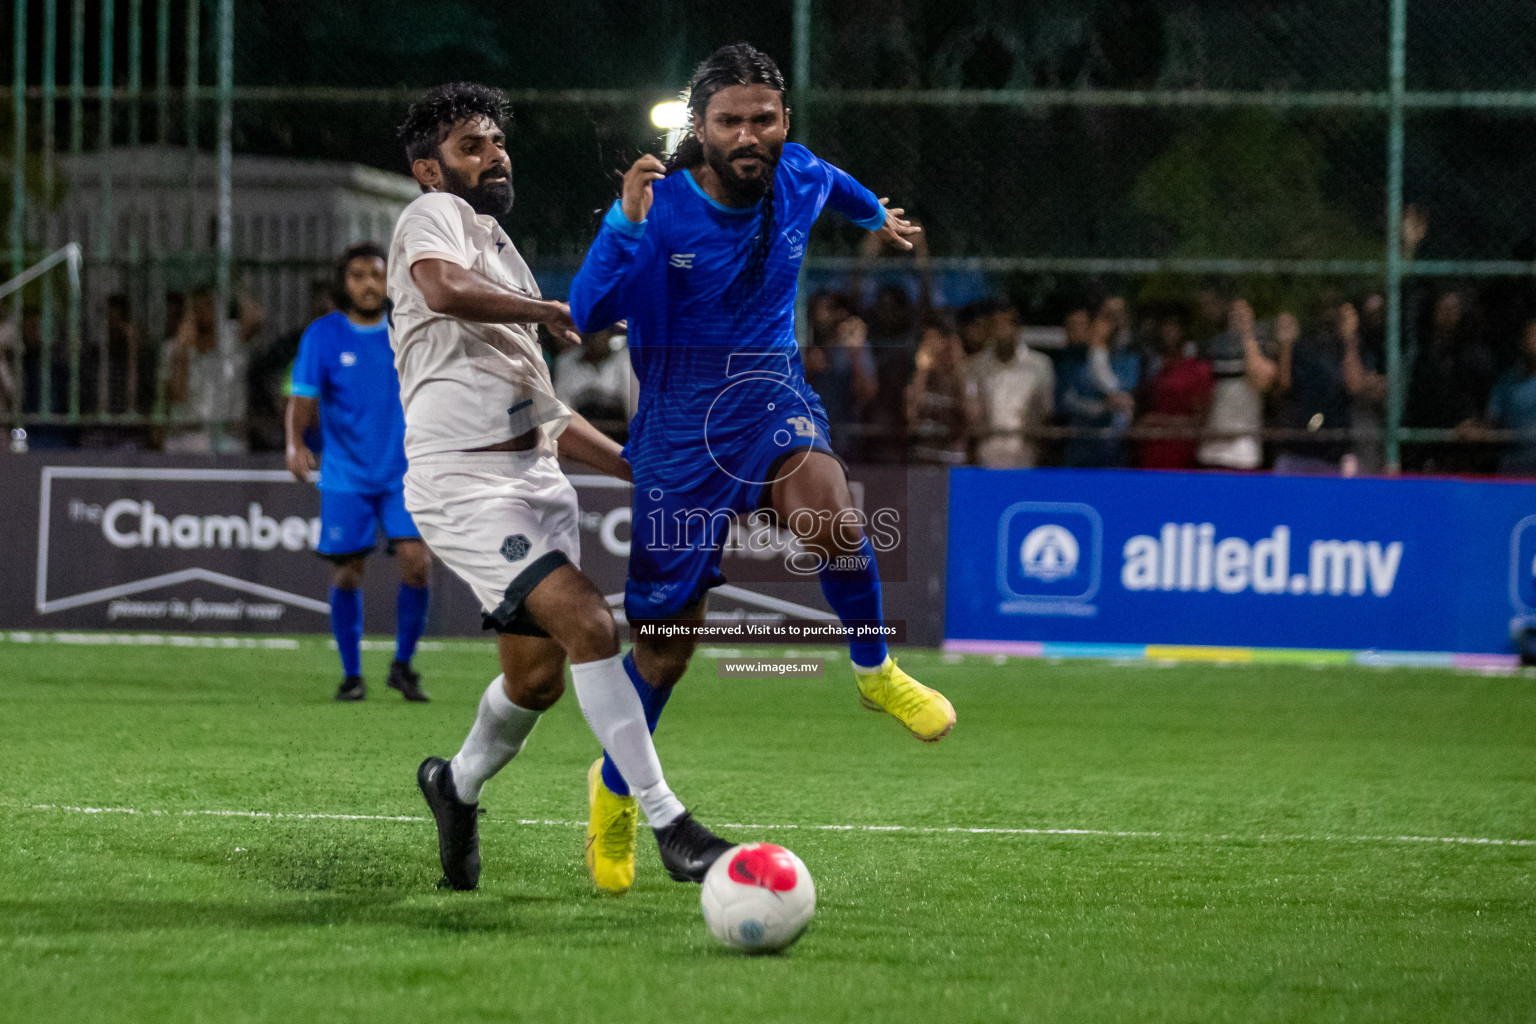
[2,242,81,424]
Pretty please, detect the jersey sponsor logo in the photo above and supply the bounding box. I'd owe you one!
[786,415,816,439]
[782,228,806,259]
[339,352,357,367]
[500,534,531,563]
[669,253,696,269]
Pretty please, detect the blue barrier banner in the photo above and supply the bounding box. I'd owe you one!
[945,468,1536,655]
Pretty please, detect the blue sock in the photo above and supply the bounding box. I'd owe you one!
[818,535,889,669]
[600,651,673,797]
[395,583,429,664]
[329,586,363,678]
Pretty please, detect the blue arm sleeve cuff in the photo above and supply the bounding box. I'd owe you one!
[603,200,647,239]
[289,383,320,399]
[853,205,887,232]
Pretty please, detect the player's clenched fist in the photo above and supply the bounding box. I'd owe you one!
[285,441,316,485]
[622,154,667,224]
[540,299,582,348]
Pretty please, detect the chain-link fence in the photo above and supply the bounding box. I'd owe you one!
[4,0,1536,473]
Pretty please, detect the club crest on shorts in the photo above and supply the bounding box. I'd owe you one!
[500,534,531,562]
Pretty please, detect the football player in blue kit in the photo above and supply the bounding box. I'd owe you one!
[568,44,956,893]
[286,243,432,703]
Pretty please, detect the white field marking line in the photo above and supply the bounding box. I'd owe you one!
[341,640,450,653]
[4,631,301,649]
[23,804,1536,848]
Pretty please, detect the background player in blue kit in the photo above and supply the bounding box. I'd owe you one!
[286,243,432,703]
[569,44,956,891]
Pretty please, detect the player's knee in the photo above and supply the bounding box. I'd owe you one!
[398,545,430,587]
[505,663,565,711]
[333,558,366,590]
[563,604,620,662]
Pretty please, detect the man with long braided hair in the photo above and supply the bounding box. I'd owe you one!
[570,44,956,895]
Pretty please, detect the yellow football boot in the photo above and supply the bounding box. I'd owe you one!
[585,758,638,895]
[855,657,956,742]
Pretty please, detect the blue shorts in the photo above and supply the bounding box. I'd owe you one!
[317,487,421,560]
[625,404,839,622]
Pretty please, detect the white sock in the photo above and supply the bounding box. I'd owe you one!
[568,654,686,828]
[448,675,541,804]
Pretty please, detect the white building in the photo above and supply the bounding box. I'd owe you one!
[42,146,419,339]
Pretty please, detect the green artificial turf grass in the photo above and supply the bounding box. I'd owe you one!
[2,639,1533,1022]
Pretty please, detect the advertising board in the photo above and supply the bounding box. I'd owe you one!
[0,454,947,646]
[946,468,1536,656]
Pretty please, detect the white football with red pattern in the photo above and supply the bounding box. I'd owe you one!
[700,843,816,953]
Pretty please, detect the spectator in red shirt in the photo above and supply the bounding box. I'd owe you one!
[1136,311,1214,469]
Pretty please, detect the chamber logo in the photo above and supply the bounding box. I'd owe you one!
[35,466,330,624]
[1020,525,1079,582]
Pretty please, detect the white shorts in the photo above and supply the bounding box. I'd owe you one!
[403,450,580,636]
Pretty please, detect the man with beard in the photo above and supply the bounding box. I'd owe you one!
[286,243,431,703]
[569,44,956,895]
[389,83,732,892]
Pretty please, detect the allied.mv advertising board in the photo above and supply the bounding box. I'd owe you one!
[946,468,1536,655]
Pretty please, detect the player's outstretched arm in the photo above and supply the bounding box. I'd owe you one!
[816,153,922,250]
[556,411,632,481]
[569,155,664,334]
[410,258,580,346]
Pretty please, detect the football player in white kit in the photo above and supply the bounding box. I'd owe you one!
[389,83,731,891]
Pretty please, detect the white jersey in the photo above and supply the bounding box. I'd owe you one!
[387,190,569,459]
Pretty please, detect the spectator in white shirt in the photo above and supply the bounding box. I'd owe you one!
[968,308,1055,468]
[158,285,265,456]
[554,326,633,439]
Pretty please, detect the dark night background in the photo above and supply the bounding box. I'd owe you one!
[6,1,1536,265]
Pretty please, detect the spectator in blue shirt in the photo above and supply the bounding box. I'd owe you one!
[1059,300,1142,468]
[285,243,431,702]
[1485,317,1536,477]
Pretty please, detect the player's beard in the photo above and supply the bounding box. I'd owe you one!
[704,141,780,206]
[441,163,514,217]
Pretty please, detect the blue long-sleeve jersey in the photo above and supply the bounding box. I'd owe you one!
[569,143,886,492]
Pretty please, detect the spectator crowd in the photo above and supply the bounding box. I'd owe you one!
[793,272,1536,478]
[778,207,1536,477]
[8,229,1536,479]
